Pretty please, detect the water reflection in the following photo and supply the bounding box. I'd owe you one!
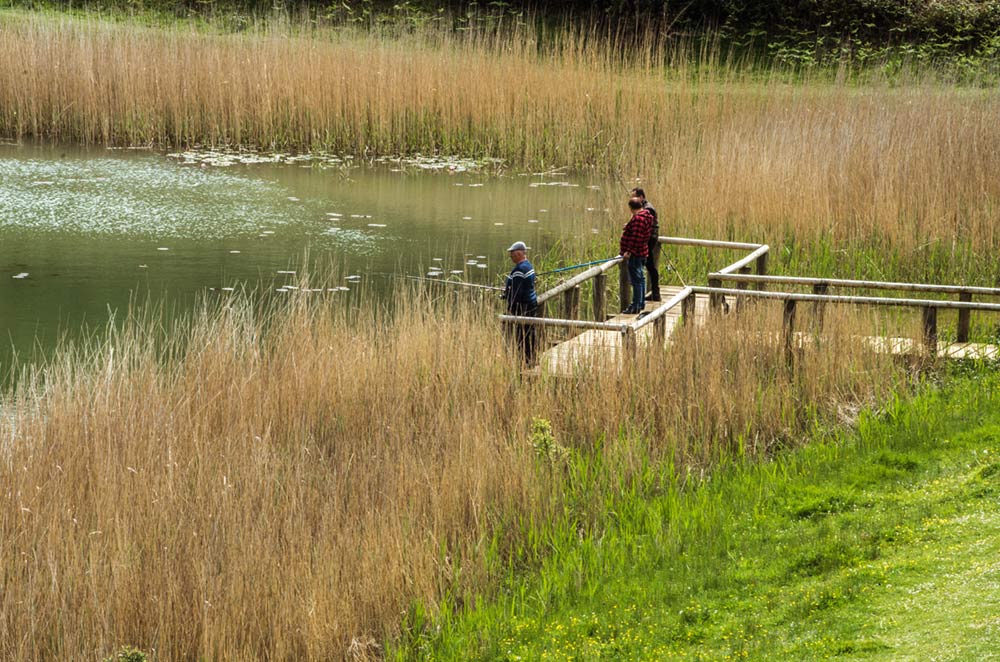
[1,144,613,368]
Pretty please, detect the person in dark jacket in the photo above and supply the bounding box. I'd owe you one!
[631,187,660,301]
[502,241,538,363]
[620,198,655,314]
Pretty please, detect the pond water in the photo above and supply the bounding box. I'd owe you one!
[1,144,612,370]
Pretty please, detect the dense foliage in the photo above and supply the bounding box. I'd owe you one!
[7,0,1000,55]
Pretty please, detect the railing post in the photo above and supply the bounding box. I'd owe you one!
[654,315,666,344]
[622,326,637,359]
[563,286,580,320]
[755,251,768,291]
[922,306,938,358]
[736,265,750,312]
[708,277,723,312]
[783,299,797,367]
[593,273,607,321]
[957,292,972,343]
[536,300,547,349]
[619,260,631,315]
[682,291,696,326]
[812,283,829,332]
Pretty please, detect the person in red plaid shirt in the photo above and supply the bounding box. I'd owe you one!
[619,197,655,314]
[631,187,660,301]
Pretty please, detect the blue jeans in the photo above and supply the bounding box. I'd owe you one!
[627,255,646,311]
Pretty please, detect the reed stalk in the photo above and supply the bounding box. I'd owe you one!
[1,284,912,659]
[1,12,998,253]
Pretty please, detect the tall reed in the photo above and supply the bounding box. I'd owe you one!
[1,284,911,659]
[1,12,999,255]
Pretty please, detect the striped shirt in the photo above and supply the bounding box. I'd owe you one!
[504,260,537,314]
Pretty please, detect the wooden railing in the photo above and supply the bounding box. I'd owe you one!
[706,273,1000,343]
[694,285,1000,358]
[535,254,623,323]
[528,237,771,321]
[499,236,770,357]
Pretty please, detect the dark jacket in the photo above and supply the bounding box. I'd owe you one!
[504,259,538,314]
[620,209,655,258]
[643,200,659,236]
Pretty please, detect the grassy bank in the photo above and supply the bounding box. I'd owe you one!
[399,364,1000,660]
[0,283,914,660]
[2,11,1000,269]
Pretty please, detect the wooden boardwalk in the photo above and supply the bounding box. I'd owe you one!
[533,286,706,375]
[862,336,1000,361]
[531,293,1000,378]
[501,236,1000,378]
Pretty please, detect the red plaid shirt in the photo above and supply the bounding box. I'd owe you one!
[619,209,654,258]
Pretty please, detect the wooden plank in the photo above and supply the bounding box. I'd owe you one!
[533,287,709,376]
[938,342,1000,360]
[729,331,999,362]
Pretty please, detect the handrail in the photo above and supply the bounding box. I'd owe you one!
[501,288,694,333]
[692,286,1000,312]
[707,273,1000,297]
[535,236,768,305]
[498,315,630,332]
[658,236,764,251]
[632,287,694,331]
[536,255,623,304]
[716,245,771,275]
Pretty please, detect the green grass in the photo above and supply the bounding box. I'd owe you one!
[395,363,1000,660]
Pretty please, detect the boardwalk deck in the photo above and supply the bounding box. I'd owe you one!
[863,336,1000,360]
[533,286,708,376]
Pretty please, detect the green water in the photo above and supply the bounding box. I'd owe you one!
[1,144,613,371]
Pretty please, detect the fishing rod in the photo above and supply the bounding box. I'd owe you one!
[397,274,503,291]
[665,260,687,288]
[537,257,619,276]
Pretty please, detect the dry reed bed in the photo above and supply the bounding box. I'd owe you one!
[1,13,999,251]
[1,289,909,660]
